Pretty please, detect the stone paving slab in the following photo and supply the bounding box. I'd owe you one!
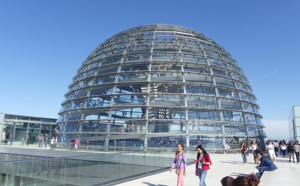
[115,154,300,186]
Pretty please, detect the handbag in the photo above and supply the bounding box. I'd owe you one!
[175,153,184,175]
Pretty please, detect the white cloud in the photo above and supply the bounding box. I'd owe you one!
[261,119,289,140]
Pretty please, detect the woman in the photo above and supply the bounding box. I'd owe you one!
[75,138,79,151]
[194,145,212,186]
[170,143,187,186]
[266,141,275,162]
[280,143,287,157]
[287,142,295,162]
[251,140,259,163]
[241,142,248,164]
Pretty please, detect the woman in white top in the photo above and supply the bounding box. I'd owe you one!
[51,137,55,150]
[266,141,276,162]
[251,140,259,163]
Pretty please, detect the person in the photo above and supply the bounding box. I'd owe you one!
[241,142,248,164]
[70,137,75,151]
[44,136,48,148]
[9,135,13,146]
[119,125,124,132]
[221,176,233,186]
[170,143,187,186]
[256,154,277,178]
[27,136,30,146]
[273,140,279,157]
[294,141,300,163]
[266,141,275,162]
[280,142,287,157]
[232,173,260,186]
[51,137,55,150]
[130,123,135,133]
[250,140,259,163]
[38,135,44,148]
[75,138,79,151]
[287,142,295,162]
[180,121,184,131]
[21,136,25,146]
[194,145,212,186]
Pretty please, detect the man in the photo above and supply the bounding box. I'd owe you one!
[256,154,277,178]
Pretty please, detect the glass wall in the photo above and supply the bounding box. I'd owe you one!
[56,24,265,150]
[0,114,57,145]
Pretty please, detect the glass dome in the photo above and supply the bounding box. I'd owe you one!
[57,24,266,149]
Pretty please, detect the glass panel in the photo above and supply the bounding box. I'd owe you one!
[29,123,40,129]
[90,85,114,96]
[149,95,185,107]
[239,92,256,103]
[182,55,206,63]
[208,59,226,68]
[183,64,209,73]
[81,120,108,132]
[85,112,109,120]
[215,77,235,88]
[188,109,220,121]
[97,66,118,75]
[152,54,180,62]
[148,107,186,120]
[220,98,242,110]
[218,88,239,99]
[243,103,259,113]
[73,89,88,98]
[236,82,251,93]
[118,72,147,82]
[149,83,184,94]
[186,96,218,108]
[197,122,222,134]
[223,111,244,122]
[114,95,146,106]
[121,63,149,72]
[212,68,231,78]
[186,85,216,96]
[184,73,213,84]
[27,128,40,144]
[151,72,183,81]
[224,123,247,135]
[67,111,81,120]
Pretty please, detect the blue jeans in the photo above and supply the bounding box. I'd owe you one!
[242,153,247,163]
[259,166,274,177]
[197,168,207,186]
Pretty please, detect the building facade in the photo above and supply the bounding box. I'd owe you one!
[0,113,57,145]
[57,24,266,149]
[288,105,300,142]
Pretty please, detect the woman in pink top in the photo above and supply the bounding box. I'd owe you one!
[170,143,187,186]
[194,145,212,186]
[75,138,79,151]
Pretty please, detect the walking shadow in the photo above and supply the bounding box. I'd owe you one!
[229,173,249,177]
[142,182,168,186]
[219,161,243,164]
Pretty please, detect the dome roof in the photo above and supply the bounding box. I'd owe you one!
[57,24,265,149]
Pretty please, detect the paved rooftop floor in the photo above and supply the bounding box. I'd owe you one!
[1,145,299,186]
[115,153,300,186]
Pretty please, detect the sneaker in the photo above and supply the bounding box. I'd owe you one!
[289,160,291,162]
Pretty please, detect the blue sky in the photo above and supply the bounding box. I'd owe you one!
[0,0,299,138]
